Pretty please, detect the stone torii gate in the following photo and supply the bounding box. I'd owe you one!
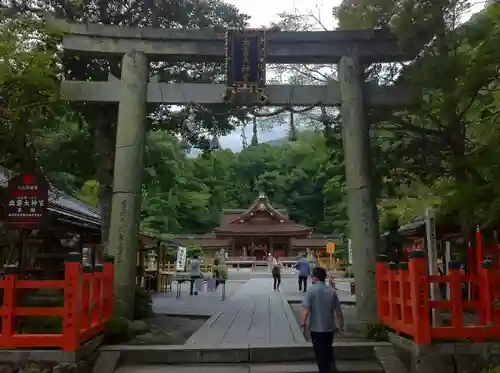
[59,22,411,320]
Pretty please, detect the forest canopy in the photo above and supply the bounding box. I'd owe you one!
[1,0,500,242]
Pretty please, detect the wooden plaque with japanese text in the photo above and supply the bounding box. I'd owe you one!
[4,173,49,229]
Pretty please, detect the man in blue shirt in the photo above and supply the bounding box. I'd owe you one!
[300,266,344,373]
[295,254,311,292]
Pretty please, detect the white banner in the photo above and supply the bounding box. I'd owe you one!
[347,238,353,265]
[176,246,187,271]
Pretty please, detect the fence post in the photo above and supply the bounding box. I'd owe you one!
[481,258,494,326]
[0,265,18,347]
[399,262,410,324]
[92,264,104,327]
[388,261,398,327]
[476,226,484,280]
[375,255,389,323]
[62,252,82,352]
[408,250,431,345]
[81,265,93,332]
[102,255,115,321]
[448,260,463,329]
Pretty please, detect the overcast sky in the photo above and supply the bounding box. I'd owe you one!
[210,0,486,153]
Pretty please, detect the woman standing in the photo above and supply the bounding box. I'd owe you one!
[272,256,282,291]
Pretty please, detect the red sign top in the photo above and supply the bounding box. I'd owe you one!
[4,173,49,229]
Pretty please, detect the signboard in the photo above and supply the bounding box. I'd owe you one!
[347,239,353,265]
[176,246,187,271]
[4,173,49,229]
[225,28,266,89]
[326,242,336,254]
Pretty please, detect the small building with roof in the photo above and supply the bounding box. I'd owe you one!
[173,193,341,259]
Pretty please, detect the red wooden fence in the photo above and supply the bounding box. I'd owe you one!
[376,250,500,345]
[0,252,113,351]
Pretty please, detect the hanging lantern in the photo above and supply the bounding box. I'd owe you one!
[184,108,196,133]
[179,136,190,150]
[288,111,298,141]
[209,134,220,150]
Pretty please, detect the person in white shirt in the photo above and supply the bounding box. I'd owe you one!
[267,253,274,272]
[271,256,282,291]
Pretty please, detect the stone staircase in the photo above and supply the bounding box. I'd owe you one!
[100,342,390,373]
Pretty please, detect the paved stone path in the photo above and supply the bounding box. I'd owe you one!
[153,281,245,317]
[152,274,355,318]
[185,278,306,345]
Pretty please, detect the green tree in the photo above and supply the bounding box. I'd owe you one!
[0,18,67,173]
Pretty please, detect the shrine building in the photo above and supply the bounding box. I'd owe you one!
[173,193,339,260]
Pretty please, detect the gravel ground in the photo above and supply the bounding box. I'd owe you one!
[127,315,208,345]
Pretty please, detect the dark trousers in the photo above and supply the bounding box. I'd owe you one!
[272,271,281,290]
[190,275,201,294]
[310,331,336,373]
[298,276,308,292]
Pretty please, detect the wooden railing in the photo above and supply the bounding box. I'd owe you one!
[376,249,500,345]
[0,252,113,351]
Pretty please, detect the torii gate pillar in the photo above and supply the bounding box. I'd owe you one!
[339,56,379,323]
[107,51,149,318]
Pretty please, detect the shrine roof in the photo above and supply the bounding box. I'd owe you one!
[220,206,288,225]
[215,193,312,235]
[214,224,312,235]
[173,234,231,247]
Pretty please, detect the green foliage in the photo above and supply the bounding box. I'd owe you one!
[139,132,350,236]
[0,17,66,172]
[187,246,204,258]
[104,317,134,344]
[76,180,100,207]
[134,286,153,320]
[364,322,389,342]
[3,0,500,250]
[334,1,500,231]
[483,367,500,373]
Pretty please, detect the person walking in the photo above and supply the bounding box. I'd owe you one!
[300,266,344,373]
[213,258,221,290]
[189,254,201,295]
[295,254,311,292]
[267,253,274,272]
[271,256,282,291]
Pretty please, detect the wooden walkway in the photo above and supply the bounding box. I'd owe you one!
[185,278,306,345]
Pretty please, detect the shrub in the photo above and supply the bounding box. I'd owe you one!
[103,317,134,344]
[482,366,500,373]
[134,285,153,320]
[365,322,389,341]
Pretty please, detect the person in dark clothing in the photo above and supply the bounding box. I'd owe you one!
[295,254,311,292]
[300,266,344,373]
[213,258,221,289]
[271,256,282,291]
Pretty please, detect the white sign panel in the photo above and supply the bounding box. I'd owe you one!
[347,239,353,265]
[176,246,187,271]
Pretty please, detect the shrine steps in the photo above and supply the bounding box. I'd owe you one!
[113,361,384,373]
[101,342,389,373]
